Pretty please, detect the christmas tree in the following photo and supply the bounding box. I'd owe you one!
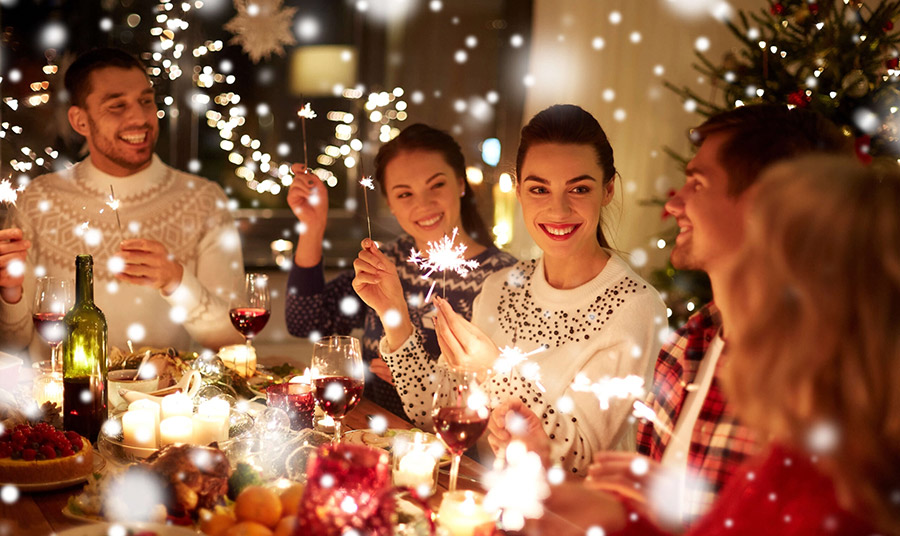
[654,0,900,327]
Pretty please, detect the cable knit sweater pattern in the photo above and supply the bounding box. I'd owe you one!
[0,155,245,359]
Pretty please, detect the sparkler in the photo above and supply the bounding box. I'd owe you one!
[632,400,674,436]
[0,179,22,206]
[483,441,550,531]
[407,227,480,303]
[107,185,123,234]
[571,373,645,411]
[297,102,316,168]
[359,176,374,240]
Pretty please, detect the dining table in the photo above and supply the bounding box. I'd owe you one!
[1,398,603,536]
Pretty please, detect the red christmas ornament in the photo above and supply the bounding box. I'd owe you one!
[787,90,811,108]
[770,2,785,15]
[885,20,895,31]
[855,135,873,165]
[808,3,819,14]
[887,57,899,69]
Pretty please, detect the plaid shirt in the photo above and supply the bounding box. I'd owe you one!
[636,302,760,523]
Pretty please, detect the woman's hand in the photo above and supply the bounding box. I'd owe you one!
[351,239,412,350]
[432,295,499,372]
[369,357,394,385]
[487,399,550,463]
[288,164,329,267]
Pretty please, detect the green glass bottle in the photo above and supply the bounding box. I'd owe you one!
[62,254,108,442]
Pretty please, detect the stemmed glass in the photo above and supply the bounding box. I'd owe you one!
[432,366,490,491]
[32,276,73,373]
[229,273,270,353]
[311,336,365,443]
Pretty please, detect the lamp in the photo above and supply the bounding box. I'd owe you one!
[290,45,358,97]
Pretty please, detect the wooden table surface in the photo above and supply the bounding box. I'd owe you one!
[0,398,595,536]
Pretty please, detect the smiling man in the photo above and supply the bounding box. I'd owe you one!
[0,48,244,358]
[586,104,854,528]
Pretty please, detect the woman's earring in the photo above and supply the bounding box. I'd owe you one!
[460,190,465,198]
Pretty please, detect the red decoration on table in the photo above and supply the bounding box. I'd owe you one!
[266,382,316,430]
[855,135,873,165]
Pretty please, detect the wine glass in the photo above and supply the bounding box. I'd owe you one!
[229,273,270,374]
[32,276,73,373]
[432,366,490,491]
[311,336,365,443]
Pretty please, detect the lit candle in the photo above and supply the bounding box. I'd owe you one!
[122,408,158,451]
[218,344,257,378]
[128,398,161,442]
[32,371,64,408]
[159,416,193,446]
[192,398,230,445]
[438,490,495,536]
[393,449,437,490]
[161,392,193,421]
[316,414,335,434]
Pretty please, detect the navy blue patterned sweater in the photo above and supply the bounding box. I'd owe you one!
[285,234,517,420]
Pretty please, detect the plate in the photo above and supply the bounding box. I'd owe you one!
[55,521,197,535]
[4,450,106,492]
[343,429,451,466]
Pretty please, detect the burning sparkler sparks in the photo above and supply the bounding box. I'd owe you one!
[632,400,673,436]
[407,227,480,303]
[107,185,123,234]
[0,179,22,206]
[571,373,645,411]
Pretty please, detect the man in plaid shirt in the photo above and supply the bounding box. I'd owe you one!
[587,105,853,527]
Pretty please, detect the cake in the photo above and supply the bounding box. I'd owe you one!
[0,422,93,485]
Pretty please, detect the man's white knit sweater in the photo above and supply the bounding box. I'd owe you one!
[0,155,245,360]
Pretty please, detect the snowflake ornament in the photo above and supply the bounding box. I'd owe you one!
[408,227,480,303]
[297,102,317,119]
[224,0,298,63]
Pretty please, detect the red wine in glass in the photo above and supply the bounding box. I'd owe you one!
[229,307,270,339]
[432,406,489,454]
[33,312,66,346]
[314,376,364,419]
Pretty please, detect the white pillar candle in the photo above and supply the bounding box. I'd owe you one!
[128,399,161,437]
[394,449,437,490]
[159,416,193,446]
[122,409,158,450]
[192,398,230,445]
[438,491,494,536]
[161,392,193,421]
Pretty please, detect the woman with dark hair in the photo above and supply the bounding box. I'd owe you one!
[285,124,516,419]
[358,105,665,473]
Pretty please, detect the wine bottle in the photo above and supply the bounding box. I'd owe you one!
[62,254,108,442]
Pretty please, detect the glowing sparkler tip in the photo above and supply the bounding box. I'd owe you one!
[359,176,375,190]
[297,102,317,119]
[0,179,22,206]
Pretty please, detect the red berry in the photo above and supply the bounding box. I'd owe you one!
[39,445,56,460]
[60,447,74,457]
[21,449,36,461]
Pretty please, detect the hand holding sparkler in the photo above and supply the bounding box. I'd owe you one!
[432,295,499,372]
[487,399,551,464]
[351,238,412,350]
[288,163,329,267]
[585,451,665,507]
[0,228,31,305]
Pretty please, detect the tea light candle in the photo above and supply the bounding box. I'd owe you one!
[128,399,161,440]
[438,490,495,536]
[32,371,64,408]
[218,344,257,378]
[160,416,193,446]
[316,414,335,434]
[122,408,157,449]
[161,393,193,421]
[394,449,437,490]
[192,398,230,445]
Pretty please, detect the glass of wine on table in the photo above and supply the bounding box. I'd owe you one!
[311,336,365,443]
[33,276,73,373]
[229,273,270,376]
[432,367,490,491]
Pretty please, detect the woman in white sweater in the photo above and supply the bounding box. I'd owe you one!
[356,105,665,474]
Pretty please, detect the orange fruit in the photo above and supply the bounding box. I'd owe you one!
[273,515,299,536]
[200,511,236,536]
[235,485,283,528]
[279,484,305,518]
[224,521,274,536]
